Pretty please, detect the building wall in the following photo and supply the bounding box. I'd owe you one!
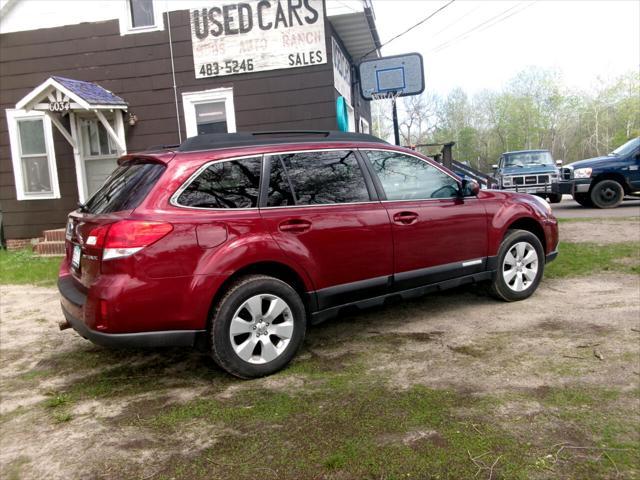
[1,8,361,240]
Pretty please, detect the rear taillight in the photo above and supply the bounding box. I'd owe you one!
[89,221,173,261]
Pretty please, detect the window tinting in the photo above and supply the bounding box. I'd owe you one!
[84,162,165,214]
[177,157,261,209]
[129,0,155,28]
[270,150,369,205]
[366,151,459,200]
[267,157,295,207]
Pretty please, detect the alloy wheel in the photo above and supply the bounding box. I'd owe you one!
[229,294,294,364]
[502,241,539,292]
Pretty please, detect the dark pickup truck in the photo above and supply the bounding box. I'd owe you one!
[559,137,640,208]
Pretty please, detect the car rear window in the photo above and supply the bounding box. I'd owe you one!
[83,162,165,214]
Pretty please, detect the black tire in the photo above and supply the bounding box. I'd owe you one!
[547,193,562,204]
[590,179,624,209]
[490,229,545,302]
[573,193,593,207]
[210,274,306,379]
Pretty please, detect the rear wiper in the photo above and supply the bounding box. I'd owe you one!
[77,201,88,212]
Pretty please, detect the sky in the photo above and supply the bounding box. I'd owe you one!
[371,0,640,97]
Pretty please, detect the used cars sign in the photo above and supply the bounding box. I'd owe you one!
[190,0,326,78]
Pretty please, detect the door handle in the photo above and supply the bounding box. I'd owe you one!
[393,211,419,225]
[278,219,312,233]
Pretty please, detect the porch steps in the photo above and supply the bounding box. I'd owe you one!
[34,228,66,256]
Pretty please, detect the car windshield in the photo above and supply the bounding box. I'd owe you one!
[503,151,553,168]
[609,137,640,156]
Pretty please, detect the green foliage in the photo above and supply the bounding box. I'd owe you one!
[0,248,61,286]
[378,68,640,171]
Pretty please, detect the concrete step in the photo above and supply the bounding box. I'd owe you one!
[34,241,65,256]
[43,228,65,242]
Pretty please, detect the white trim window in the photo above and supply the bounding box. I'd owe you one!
[119,0,164,35]
[79,118,118,158]
[6,109,60,201]
[182,88,237,138]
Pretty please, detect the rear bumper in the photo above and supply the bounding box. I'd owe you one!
[58,275,204,348]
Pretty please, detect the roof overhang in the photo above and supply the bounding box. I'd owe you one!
[16,77,128,112]
[327,0,381,62]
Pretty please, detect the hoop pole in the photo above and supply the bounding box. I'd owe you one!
[392,97,400,146]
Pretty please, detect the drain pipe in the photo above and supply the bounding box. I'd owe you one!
[166,3,182,143]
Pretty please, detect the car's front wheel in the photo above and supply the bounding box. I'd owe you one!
[490,229,544,302]
[547,193,562,204]
[590,179,624,209]
[210,275,306,378]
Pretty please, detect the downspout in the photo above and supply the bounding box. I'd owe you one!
[166,4,182,143]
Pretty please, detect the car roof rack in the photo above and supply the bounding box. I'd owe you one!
[176,130,388,152]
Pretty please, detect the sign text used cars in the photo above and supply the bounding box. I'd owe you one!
[190,0,326,79]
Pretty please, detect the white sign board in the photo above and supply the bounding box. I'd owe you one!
[331,37,352,105]
[190,0,326,79]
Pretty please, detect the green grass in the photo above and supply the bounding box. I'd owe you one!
[0,248,61,286]
[45,393,70,409]
[546,241,640,278]
[142,378,638,480]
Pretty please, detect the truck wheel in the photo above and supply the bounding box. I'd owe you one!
[490,229,544,302]
[590,179,624,209]
[547,193,562,204]
[573,193,593,207]
[210,275,306,379]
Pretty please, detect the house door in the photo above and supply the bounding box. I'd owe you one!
[78,117,119,197]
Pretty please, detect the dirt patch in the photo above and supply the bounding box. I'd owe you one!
[447,343,489,357]
[560,218,640,244]
[358,273,639,395]
[378,429,449,450]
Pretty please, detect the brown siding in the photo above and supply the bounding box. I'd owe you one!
[0,8,371,240]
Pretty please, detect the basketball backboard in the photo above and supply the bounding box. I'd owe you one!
[359,53,425,100]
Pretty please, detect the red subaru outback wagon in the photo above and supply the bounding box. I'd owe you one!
[59,131,559,378]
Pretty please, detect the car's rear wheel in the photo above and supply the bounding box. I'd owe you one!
[590,179,624,209]
[210,275,306,378]
[573,193,593,207]
[490,229,544,302]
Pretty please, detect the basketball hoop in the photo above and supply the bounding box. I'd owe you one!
[358,53,424,146]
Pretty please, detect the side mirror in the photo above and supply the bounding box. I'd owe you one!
[556,160,563,166]
[461,179,480,197]
[492,164,498,170]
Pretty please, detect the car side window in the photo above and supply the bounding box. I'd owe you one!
[267,150,370,206]
[177,157,261,208]
[365,150,459,200]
